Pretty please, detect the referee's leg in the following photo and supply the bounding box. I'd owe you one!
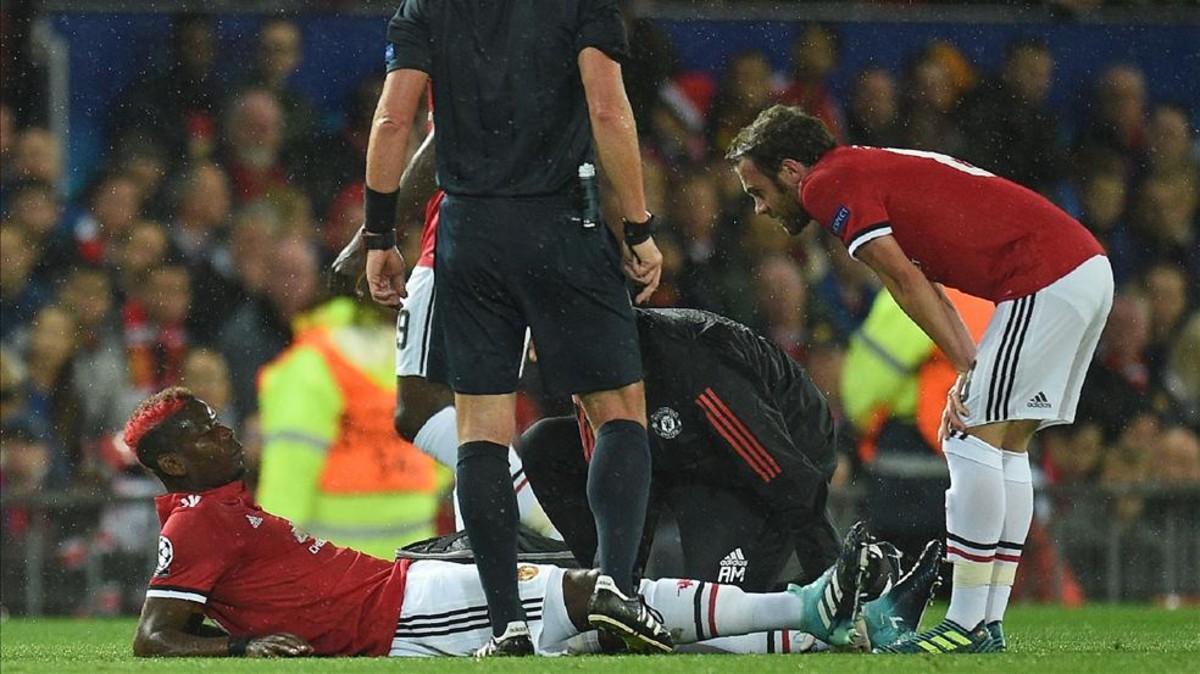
[577,384,652,595]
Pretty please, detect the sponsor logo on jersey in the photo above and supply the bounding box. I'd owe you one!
[1027,391,1052,409]
[718,547,748,584]
[517,564,539,582]
[246,515,263,529]
[155,536,174,577]
[831,205,851,236]
[650,407,682,440]
[180,495,201,508]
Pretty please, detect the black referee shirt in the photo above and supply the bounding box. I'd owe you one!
[386,0,629,197]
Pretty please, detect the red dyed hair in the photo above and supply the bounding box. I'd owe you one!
[123,387,195,455]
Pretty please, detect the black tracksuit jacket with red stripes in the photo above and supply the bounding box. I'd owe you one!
[557,308,840,582]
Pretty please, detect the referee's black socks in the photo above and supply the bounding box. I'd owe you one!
[587,419,652,595]
[457,440,524,635]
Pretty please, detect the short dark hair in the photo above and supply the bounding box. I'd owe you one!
[725,105,837,173]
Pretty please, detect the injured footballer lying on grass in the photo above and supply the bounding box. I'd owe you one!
[127,387,941,658]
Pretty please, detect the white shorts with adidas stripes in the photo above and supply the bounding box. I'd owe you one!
[960,255,1113,431]
[388,560,574,657]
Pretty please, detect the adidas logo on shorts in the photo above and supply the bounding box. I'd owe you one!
[718,548,748,584]
[1026,391,1052,409]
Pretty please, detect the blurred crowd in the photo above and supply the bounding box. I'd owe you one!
[1,10,1198,612]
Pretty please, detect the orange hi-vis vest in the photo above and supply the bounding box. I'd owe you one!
[302,328,436,494]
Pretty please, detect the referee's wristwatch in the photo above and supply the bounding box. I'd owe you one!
[622,213,657,246]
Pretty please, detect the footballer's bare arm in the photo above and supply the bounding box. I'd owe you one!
[133,596,312,658]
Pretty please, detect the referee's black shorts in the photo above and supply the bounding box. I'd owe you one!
[433,192,642,396]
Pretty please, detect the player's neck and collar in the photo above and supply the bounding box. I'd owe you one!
[154,479,253,524]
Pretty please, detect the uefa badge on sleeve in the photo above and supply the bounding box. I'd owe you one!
[155,536,174,577]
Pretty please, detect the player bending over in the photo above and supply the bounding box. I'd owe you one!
[728,105,1112,653]
[128,388,937,658]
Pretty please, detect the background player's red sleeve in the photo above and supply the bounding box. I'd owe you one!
[146,512,239,604]
[802,168,891,259]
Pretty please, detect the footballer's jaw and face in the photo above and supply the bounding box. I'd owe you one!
[155,399,246,491]
[734,157,813,235]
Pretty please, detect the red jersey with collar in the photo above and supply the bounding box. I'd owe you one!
[146,481,410,656]
[800,146,1103,302]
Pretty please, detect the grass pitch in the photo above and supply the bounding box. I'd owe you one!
[1,604,1197,673]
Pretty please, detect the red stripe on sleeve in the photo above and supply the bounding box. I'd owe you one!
[696,399,773,482]
[782,629,791,653]
[707,584,720,638]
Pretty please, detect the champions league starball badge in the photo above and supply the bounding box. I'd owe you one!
[650,407,682,440]
[155,536,174,577]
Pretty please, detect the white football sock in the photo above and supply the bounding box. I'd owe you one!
[412,405,459,466]
[682,631,824,654]
[638,577,804,643]
[986,449,1033,624]
[413,405,559,537]
[943,432,1006,629]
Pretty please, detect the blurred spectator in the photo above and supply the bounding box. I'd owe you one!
[845,67,902,147]
[809,234,879,342]
[0,418,51,496]
[111,137,170,220]
[123,264,191,393]
[110,13,222,164]
[180,348,236,428]
[673,170,754,323]
[1144,102,1197,179]
[0,100,15,190]
[1152,426,1200,484]
[238,18,316,158]
[900,49,966,155]
[19,305,81,485]
[754,254,809,362]
[10,127,62,188]
[1163,312,1200,429]
[1078,64,1148,173]
[1076,168,1128,252]
[219,235,321,422]
[778,24,845,142]
[220,88,290,205]
[111,219,170,301]
[6,180,73,280]
[302,74,380,218]
[58,264,136,451]
[73,172,144,266]
[1117,171,1199,284]
[957,37,1063,193]
[0,224,50,343]
[708,51,777,158]
[166,161,237,343]
[1077,293,1156,442]
[1142,263,1191,387]
[223,201,280,302]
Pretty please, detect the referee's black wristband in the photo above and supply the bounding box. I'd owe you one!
[362,230,397,251]
[623,213,656,246]
[364,186,399,235]
[228,636,249,657]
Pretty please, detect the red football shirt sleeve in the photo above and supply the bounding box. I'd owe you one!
[802,167,892,259]
[146,512,238,605]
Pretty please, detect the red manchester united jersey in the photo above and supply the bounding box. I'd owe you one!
[146,482,410,656]
[415,190,443,269]
[801,146,1104,302]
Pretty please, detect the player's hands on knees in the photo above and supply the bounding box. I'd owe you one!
[245,633,313,658]
[623,237,663,304]
[366,247,408,308]
[939,371,971,441]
